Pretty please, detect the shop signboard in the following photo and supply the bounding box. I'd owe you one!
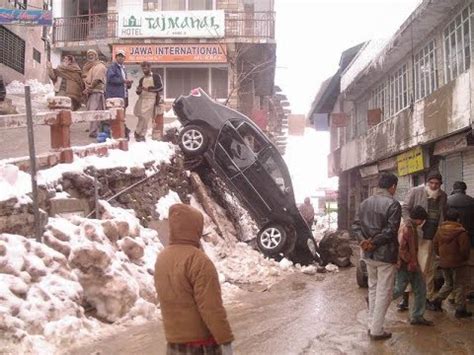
[397,146,424,176]
[112,44,227,63]
[0,9,52,26]
[118,10,225,38]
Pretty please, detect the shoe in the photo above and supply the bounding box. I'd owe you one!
[455,309,473,318]
[410,317,434,326]
[397,293,409,312]
[426,299,442,312]
[369,331,392,341]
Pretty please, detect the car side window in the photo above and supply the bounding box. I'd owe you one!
[235,122,266,154]
[217,124,256,171]
[260,149,287,193]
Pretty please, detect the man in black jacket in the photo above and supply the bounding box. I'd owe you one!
[448,181,474,247]
[352,173,401,340]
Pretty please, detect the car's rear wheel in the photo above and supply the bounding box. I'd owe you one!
[257,224,287,256]
[179,125,208,156]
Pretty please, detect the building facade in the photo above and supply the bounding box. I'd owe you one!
[312,0,474,229]
[0,0,50,83]
[50,0,276,122]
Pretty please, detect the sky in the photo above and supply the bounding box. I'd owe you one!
[275,0,423,115]
[278,0,422,202]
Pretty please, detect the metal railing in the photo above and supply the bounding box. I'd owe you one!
[52,11,275,43]
[53,13,118,43]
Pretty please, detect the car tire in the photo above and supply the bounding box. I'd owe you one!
[257,224,288,256]
[356,261,368,288]
[178,125,208,156]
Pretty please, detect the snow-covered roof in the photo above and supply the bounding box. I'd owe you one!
[340,39,388,93]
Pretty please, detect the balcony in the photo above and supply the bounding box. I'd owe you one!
[52,11,275,45]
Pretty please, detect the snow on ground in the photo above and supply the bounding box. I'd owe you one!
[155,191,182,220]
[6,80,55,114]
[0,140,176,203]
[0,200,164,353]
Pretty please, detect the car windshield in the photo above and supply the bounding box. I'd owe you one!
[259,148,288,193]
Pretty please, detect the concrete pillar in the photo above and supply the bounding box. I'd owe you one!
[106,98,128,151]
[48,96,73,164]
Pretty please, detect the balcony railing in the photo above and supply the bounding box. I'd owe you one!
[52,11,275,44]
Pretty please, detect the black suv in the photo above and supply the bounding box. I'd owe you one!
[173,88,319,265]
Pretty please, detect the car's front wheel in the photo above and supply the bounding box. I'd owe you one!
[179,125,208,156]
[257,224,288,256]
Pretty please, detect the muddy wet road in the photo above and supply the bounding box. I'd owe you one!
[67,266,474,355]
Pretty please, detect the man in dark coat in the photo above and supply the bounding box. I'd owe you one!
[352,173,401,340]
[106,50,133,108]
[448,181,474,247]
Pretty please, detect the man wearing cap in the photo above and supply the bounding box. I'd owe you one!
[402,171,447,310]
[106,49,133,109]
[82,49,107,138]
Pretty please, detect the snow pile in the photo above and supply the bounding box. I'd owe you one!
[1,201,164,351]
[6,80,54,96]
[0,164,32,204]
[0,141,176,202]
[155,191,182,220]
[0,233,97,342]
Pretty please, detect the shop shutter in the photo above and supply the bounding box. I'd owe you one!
[442,153,463,195]
[395,174,411,203]
[462,150,474,196]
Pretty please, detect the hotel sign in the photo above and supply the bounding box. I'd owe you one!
[112,44,227,63]
[118,10,225,38]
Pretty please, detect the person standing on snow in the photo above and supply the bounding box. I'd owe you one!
[299,197,315,227]
[47,55,84,111]
[352,172,401,340]
[430,209,472,318]
[154,203,234,355]
[133,61,162,142]
[401,171,447,311]
[392,205,433,326]
[82,49,107,138]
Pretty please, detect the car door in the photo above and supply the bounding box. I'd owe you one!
[244,145,294,217]
[213,122,271,218]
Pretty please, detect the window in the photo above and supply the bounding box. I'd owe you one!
[9,0,27,9]
[143,0,159,11]
[0,26,25,74]
[259,149,287,193]
[368,81,389,120]
[217,124,256,172]
[444,4,472,82]
[146,0,214,11]
[162,67,228,100]
[211,68,228,99]
[234,122,266,153]
[33,48,41,64]
[166,68,209,98]
[414,40,438,100]
[389,64,409,116]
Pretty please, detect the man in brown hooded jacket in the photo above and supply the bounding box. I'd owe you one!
[431,209,471,318]
[154,203,234,354]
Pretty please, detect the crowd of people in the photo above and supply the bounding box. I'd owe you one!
[47,49,162,141]
[353,172,473,340]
